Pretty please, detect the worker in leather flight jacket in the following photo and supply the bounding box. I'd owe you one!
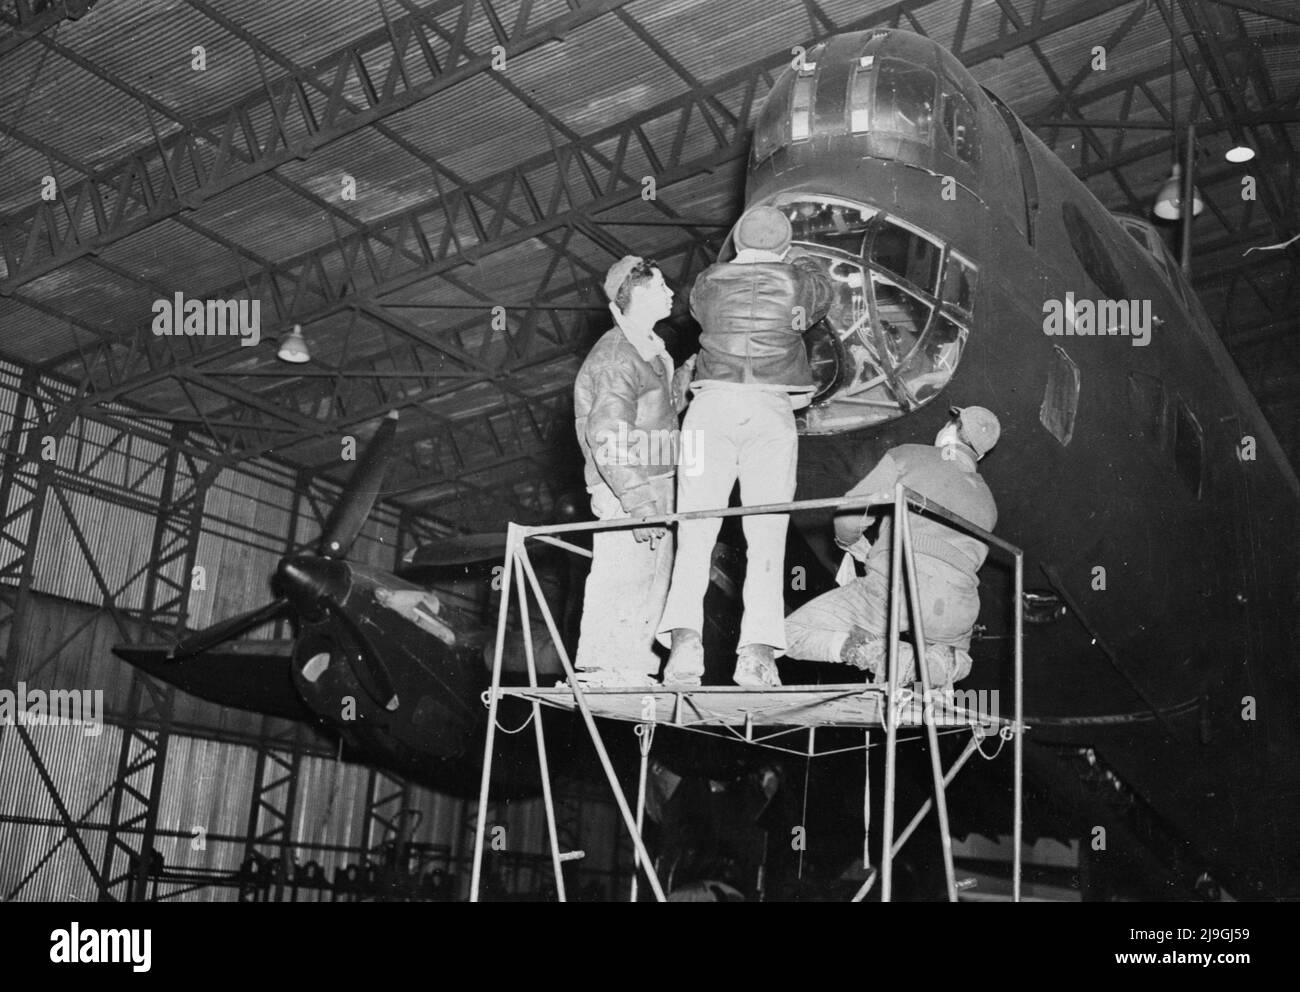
[572,255,693,685]
[658,205,833,688]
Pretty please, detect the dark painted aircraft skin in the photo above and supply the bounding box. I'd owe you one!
[115,28,1300,898]
[745,28,1300,898]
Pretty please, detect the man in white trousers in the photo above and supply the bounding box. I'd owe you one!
[657,206,833,687]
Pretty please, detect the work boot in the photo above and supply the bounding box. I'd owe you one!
[733,643,782,688]
[663,628,704,687]
[920,645,973,688]
[840,628,915,684]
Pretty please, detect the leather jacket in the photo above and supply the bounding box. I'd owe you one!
[689,257,833,390]
[573,327,681,515]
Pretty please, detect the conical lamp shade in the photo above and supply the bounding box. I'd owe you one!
[277,325,311,363]
[1153,163,1204,220]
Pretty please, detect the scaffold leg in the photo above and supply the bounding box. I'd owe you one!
[1013,553,1024,904]
[900,509,959,902]
[515,561,566,902]
[880,485,906,902]
[863,729,871,872]
[630,722,653,902]
[469,525,518,902]
[516,548,668,902]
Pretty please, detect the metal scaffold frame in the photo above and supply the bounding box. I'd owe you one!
[470,484,1025,903]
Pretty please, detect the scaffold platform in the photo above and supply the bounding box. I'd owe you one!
[500,682,1010,756]
[469,484,1027,904]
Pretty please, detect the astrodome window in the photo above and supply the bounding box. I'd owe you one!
[874,58,936,143]
[1117,215,1159,255]
[765,194,975,434]
[1114,212,1189,308]
[1063,201,1129,300]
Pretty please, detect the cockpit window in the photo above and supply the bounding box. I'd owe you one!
[899,312,967,406]
[873,278,932,365]
[752,73,792,165]
[942,251,976,314]
[764,193,976,433]
[869,218,942,295]
[791,72,815,142]
[849,55,874,132]
[874,59,935,143]
[789,201,872,256]
[941,81,977,164]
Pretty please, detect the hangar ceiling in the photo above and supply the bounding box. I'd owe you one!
[1,0,1297,531]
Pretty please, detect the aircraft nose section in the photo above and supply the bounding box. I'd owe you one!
[276,555,349,613]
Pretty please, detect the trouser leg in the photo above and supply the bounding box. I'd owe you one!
[784,579,876,662]
[657,396,737,645]
[787,554,981,686]
[575,479,674,675]
[643,476,676,649]
[735,393,798,655]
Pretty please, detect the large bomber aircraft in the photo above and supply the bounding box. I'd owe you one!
[754,28,1299,899]
[115,27,1300,899]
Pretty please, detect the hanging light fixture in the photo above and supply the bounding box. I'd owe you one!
[1153,162,1204,220]
[1225,142,1255,163]
[277,323,311,363]
[1152,13,1203,224]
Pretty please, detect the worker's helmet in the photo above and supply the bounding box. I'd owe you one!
[949,406,1001,459]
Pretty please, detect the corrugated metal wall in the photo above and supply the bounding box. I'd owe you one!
[0,370,404,622]
[0,723,121,901]
[0,716,611,902]
[0,366,623,901]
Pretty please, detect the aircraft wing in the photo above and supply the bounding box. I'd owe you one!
[402,532,508,571]
[111,640,316,723]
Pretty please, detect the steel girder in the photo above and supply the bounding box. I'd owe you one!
[0,0,638,293]
[99,423,207,901]
[6,0,1286,524]
[0,0,98,58]
[20,0,1135,407]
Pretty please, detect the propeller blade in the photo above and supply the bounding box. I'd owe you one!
[318,410,400,559]
[171,598,291,659]
[324,600,401,712]
[113,640,313,721]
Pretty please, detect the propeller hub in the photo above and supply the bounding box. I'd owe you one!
[276,556,350,614]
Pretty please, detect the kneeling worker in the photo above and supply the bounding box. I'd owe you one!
[784,407,1000,687]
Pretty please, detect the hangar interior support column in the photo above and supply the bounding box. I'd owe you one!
[0,368,46,688]
[99,422,206,902]
[240,719,305,903]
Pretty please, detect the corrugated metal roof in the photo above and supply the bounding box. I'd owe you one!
[0,0,1294,525]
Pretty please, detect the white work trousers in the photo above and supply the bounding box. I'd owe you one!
[657,389,797,655]
[574,475,675,674]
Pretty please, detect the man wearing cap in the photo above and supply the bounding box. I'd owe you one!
[571,256,694,686]
[784,406,1001,687]
[657,204,833,688]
